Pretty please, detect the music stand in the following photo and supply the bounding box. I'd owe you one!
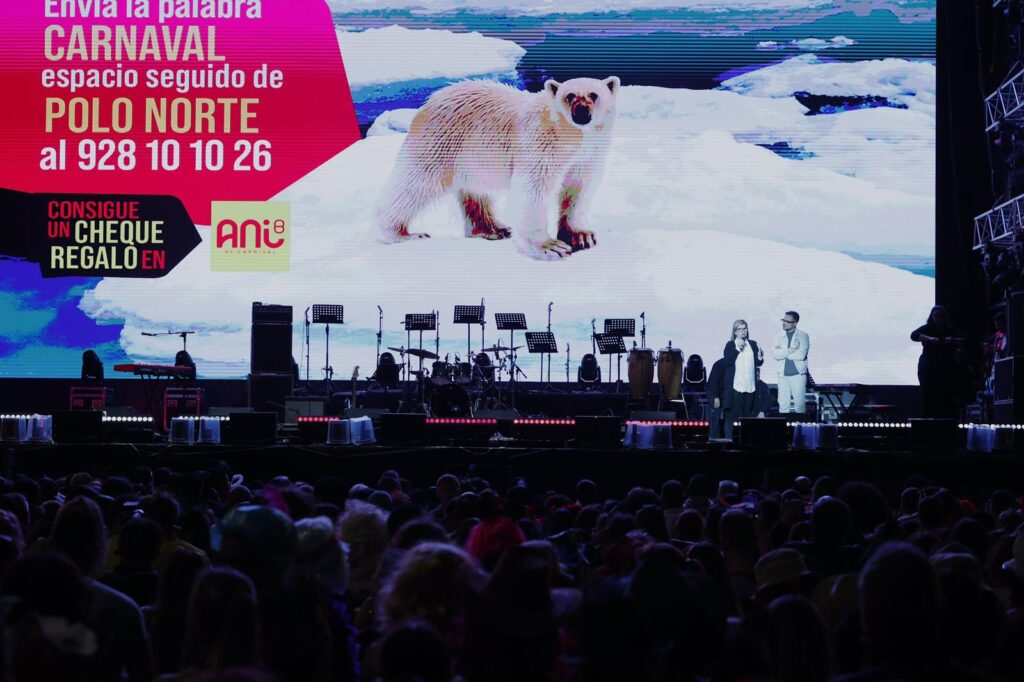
[604,319,634,389]
[312,305,343,395]
[454,305,484,359]
[595,333,627,391]
[526,332,557,390]
[403,313,437,408]
[603,319,635,338]
[495,313,528,409]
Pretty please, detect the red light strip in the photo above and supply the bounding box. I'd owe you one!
[512,419,576,425]
[424,418,498,425]
[625,421,710,427]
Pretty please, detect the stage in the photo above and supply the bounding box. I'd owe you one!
[4,376,1018,497]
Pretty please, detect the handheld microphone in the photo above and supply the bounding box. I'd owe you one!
[377,305,382,313]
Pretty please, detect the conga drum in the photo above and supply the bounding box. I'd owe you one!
[657,347,684,399]
[627,349,655,400]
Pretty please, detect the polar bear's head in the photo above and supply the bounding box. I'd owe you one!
[545,76,620,130]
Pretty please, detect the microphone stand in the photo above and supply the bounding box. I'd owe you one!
[434,310,440,360]
[304,307,311,387]
[640,311,647,349]
[375,306,383,367]
[565,343,571,384]
[546,302,553,385]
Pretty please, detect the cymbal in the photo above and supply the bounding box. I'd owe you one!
[481,345,522,353]
[405,348,439,360]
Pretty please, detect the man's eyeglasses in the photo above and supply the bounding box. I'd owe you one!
[781,319,796,324]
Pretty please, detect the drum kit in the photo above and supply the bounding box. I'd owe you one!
[382,343,523,417]
[367,306,686,416]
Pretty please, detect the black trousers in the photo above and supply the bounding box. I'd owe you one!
[724,389,756,438]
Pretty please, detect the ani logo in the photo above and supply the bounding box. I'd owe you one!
[211,201,290,272]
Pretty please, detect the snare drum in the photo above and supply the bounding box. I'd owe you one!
[627,349,655,400]
[430,361,452,386]
[657,347,684,400]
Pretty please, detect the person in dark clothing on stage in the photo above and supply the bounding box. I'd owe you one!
[754,378,773,418]
[722,319,764,439]
[911,305,965,418]
[706,358,728,440]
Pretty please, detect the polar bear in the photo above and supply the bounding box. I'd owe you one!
[376,76,619,259]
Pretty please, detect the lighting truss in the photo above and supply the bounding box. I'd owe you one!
[985,68,1024,132]
[973,192,1024,249]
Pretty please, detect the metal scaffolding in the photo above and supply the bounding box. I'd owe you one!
[974,192,1024,249]
[986,68,1024,132]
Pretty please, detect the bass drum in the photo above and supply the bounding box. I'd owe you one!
[657,347,684,400]
[430,383,472,417]
[627,349,655,400]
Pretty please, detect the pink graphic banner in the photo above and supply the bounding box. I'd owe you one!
[0,0,359,225]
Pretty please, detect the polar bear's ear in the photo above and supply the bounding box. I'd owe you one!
[603,76,620,94]
[544,80,561,97]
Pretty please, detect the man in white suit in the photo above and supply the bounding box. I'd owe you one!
[772,311,810,413]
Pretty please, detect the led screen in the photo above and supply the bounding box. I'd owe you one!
[0,0,935,384]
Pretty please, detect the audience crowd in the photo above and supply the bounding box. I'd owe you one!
[0,462,1022,681]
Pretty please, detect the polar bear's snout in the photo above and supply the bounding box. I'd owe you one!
[569,102,593,125]
[561,91,607,127]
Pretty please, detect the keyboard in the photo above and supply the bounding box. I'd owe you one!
[114,364,195,379]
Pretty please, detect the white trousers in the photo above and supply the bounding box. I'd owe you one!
[777,373,807,413]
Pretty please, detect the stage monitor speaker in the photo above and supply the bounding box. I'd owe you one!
[572,416,622,446]
[285,397,325,421]
[248,373,293,418]
[344,407,390,424]
[380,413,426,444]
[994,399,1024,424]
[208,406,252,416]
[251,323,293,374]
[52,410,103,443]
[474,409,518,420]
[1005,293,1024,355]
[225,411,278,445]
[993,356,1024,402]
[629,410,676,422]
[739,418,788,451]
[909,418,960,453]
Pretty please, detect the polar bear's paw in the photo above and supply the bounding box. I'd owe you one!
[381,228,431,244]
[556,223,597,252]
[469,224,512,241]
[518,238,573,260]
